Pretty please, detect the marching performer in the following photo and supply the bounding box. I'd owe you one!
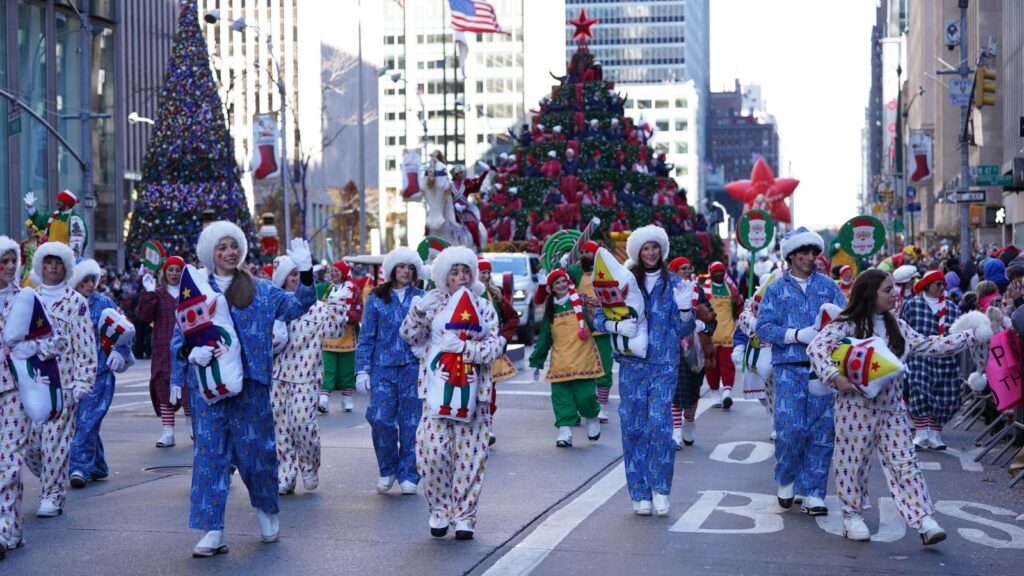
[318,260,362,414]
[837,265,855,300]
[478,257,519,446]
[568,241,615,422]
[703,261,744,409]
[23,190,88,257]
[668,257,716,448]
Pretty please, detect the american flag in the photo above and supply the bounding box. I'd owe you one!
[449,0,505,34]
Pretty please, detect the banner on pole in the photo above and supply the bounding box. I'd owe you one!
[252,113,280,181]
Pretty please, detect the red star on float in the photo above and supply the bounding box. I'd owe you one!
[724,157,800,223]
[569,8,599,43]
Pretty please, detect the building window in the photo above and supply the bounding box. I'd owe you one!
[637,99,651,109]
[675,98,688,108]
[654,100,669,109]
[675,142,688,154]
[675,120,688,131]
[655,120,669,131]
[386,157,397,170]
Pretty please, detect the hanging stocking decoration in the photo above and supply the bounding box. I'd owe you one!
[252,114,280,181]
[909,131,932,182]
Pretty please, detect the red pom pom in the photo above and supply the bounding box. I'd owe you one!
[578,328,589,340]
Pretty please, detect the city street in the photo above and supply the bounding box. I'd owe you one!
[4,357,1022,575]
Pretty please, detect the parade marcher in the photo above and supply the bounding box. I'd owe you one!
[703,261,744,409]
[900,270,962,450]
[355,247,425,495]
[891,265,917,315]
[271,256,344,495]
[478,258,519,446]
[668,257,716,448]
[171,222,316,557]
[593,226,696,517]
[23,190,88,257]
[756,227,846,516]
[838,265,855,300]
[318,260,362,414]
[568,241,614,422]
[735,272,781,440]
[136,256,190,447]
[809,269,976,545]
[69,259,133,489]
[24,242,97,517]
[529,268,603,447]
[401,246,502,540]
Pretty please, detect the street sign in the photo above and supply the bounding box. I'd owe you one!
[974,175,1014,186]
[970,165,1000,177]
[906,186,917,199]
[950,78,972,106]
[906,202,921,212]
[947,190,986,203]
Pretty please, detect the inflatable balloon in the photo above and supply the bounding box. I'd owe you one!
[724,158,799,224]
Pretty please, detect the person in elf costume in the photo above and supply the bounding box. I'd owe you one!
[668,257,716,448]
[68,259,134,490]
[900,270,962,451]
[809,269,978,545]
[23,242,97,518]
[837,265,855,300]
[400,246,503,540]
[355,248,425,496]
[318,260,362,414]
[271,256,344,495]
[529,268,604,447]
[756,227,846,517]
[703,261,744,409]
[23,190,88,258]
[137,256,191,447]
[592,226,696,517]
[477,257,519,446]
[567,241,615,422]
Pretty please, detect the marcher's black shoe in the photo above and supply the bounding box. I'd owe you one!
[777,483,795,509]
[800,497,828,516]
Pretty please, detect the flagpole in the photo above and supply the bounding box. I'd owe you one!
[454,32,460,166]
[442,0,448,162]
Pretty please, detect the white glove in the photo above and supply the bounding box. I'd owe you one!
[414,291,443,314]
[72,385,89,402]
[188,346,214,367]
[694,320,706,333]
[608,318,638,338]
[795,326,820,345]
[434,365,451,383]
[466,370,478,386]
[169,384,182,404]
[356,372,370,395]
[477,160,490,171]
[286,238,313,272]
[23,191,37,211]
[106,350,126,372]
[440,332,466,353]
[497,336,507,350]
[34,373,50,388]
[10,340,39,360]
[142,273,156,292]
[673,280,695,311]
[731,345,745,367]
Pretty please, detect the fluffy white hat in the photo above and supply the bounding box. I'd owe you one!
[431,246,479,294]
[32,242,75,284]
[891,264,917,285]
[196,221,248,272]
[626,225,670,265]
[70,258,102,289]
[0,235,20,270]
[382,247,424,282]
[780,226,824,260]
[272,255,298,288]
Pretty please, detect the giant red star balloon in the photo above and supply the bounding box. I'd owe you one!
[569,8,599,43]
[724,157,799,223]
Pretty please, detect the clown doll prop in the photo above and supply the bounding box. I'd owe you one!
[3,288,63,422]
[425,287,491,422]
[175,265,243,403]
[815,337,906,399]
[591,247,648,358]
[98,308,136,370]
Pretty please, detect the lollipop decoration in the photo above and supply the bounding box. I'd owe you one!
[140,239,167,272]
[542,229,582,273]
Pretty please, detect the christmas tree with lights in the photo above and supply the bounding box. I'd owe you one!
[127,0,255,262]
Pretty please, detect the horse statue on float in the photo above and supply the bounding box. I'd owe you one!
[418,151,488,253]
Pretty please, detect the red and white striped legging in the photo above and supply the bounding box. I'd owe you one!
[159,402,191,426]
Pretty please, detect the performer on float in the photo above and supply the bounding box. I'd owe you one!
[24,242,97,517]
[23,190,88,257]
[756,227,845,516]
[668,256,716,448]
[354,247,425,495]
[592,226,696,517]
[568,241,615,422]
[69,259,133,489]
[837,265,855,300]
[703,261,744,409]
[808,269,976,545]
[449,164,489,252]
[478,257,519,446]
[137,256,190,447]
[900,270,961,450]
[271,256,343,495]
[318,260,362,414]
[171,222,316,557]
[400,246,502,540]
[529,268,603,447]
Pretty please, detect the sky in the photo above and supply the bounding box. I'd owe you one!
[709,0,878,230]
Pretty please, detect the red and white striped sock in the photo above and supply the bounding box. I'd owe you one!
[930,422,943,431]
[159,403,176,427]
[671,406,683,428]
[683,405,697,422]
[912,415,933,430]
[596,387,610,405]
[341,388,354,397]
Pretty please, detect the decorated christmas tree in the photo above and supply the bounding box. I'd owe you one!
[480,8,724,269]
[126,0,255,262]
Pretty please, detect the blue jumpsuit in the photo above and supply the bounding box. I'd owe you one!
[594,272,695,501]
[69,292,131,480]
[355,287,425,485]
[755,272,846,500]
[171,276,315,531]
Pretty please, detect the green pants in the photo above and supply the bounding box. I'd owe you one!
[322,351,355,391]
[594,334,613,390]
[551,379,601,427]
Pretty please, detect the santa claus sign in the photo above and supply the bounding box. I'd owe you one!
[735,209,775,252]
[838,215,885,258]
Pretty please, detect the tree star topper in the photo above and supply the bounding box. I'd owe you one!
[569,8,599,43]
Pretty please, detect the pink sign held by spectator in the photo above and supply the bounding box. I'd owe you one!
[985,330,1024,411]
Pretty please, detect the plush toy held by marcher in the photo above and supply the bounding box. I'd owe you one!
[591,247,648,358]
[425,287,491,421]
[3,288,63,423]
[175,265,243,403]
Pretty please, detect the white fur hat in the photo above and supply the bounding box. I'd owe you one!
[382,247,424,282]
[70,258,102,289]
[272,255,298,288]
[626,225,670,264]
[0,235,20,270]
[196,221,248,272]
[780,226,824,260]
[32,242,75,284]
[431,246,478,294]
[891,264,917,285]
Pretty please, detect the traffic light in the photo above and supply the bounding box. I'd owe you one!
[975,66,997,108]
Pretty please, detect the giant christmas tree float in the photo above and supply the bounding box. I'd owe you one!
[480,8,724,269]
[126,0,255,261]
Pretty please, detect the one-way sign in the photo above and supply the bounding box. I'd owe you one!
[947,190,986,203]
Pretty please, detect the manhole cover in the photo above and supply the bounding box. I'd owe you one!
[142,465,193,476]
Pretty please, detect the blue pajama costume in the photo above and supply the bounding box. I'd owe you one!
[355,287,425,484]
[171,277,315,531]
[756,272,846,500]
[594,272,695,501]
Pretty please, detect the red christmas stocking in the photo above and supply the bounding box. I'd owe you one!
[254,143,278,180]
[910,151,930,182]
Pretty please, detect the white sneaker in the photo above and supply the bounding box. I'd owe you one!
[192,530,228,557]
[843,515,871,541]
[681,420,695,446]
[770,430,777,441]
[36,498,61,518]
[586,417,601,441]
[317,394,330,414]
[598,408,609,423]
[653,494,671,516]
[256,509,279,542]
[429,513,449,538]
[633,500,653,516]
[156,426,175,448]
[801,496,828,516]
[556,426,573,448]
[913,429,931,450]
[400,480,418,495]
[721,388,733,409]
[672,427,683,450]
[454,519,475,540]
[777,483,795,509]
[927,430,947,451]
[342,395,354,412]
[377,475,396,494]
[302,471,319,491]
[711,389,723,408]
[919,515,947,545]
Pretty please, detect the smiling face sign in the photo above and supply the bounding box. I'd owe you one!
[840,215,885,258]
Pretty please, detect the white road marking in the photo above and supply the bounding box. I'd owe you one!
[815,496,905,542]
[708,441,775,465]
[108,401,151,411]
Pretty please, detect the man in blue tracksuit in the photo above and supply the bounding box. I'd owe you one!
[756,227,845,516]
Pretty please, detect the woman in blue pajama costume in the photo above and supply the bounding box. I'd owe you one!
[354,247,425,495]
[593,226,696,517]
[755,227,846,516]
[170,222,316,558]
